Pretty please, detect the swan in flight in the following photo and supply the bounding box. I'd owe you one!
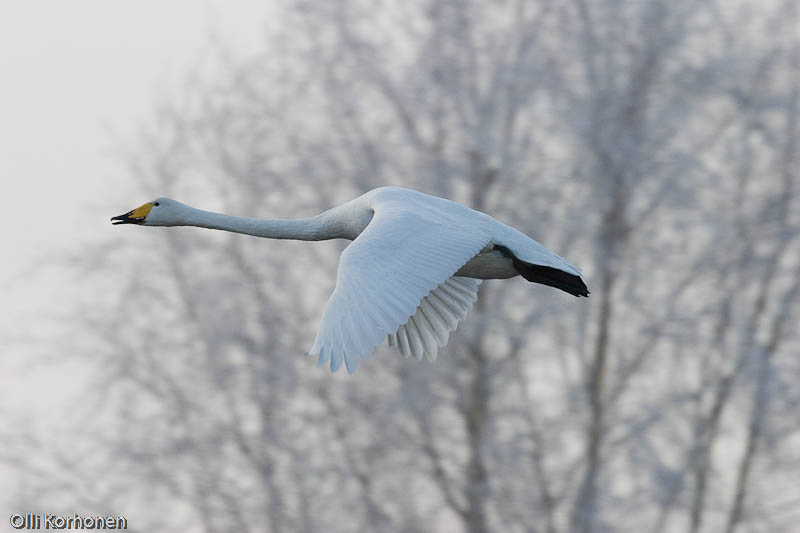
[112,186,588,373]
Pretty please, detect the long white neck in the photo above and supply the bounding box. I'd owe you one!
[178,206,345,241]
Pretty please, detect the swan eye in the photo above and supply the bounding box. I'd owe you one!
[154,202,160,206]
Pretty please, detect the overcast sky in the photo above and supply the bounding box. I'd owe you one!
[0,0,271,482]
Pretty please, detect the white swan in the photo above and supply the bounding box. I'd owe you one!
[112,186,588,373]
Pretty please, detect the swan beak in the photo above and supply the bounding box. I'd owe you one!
[111,202,154,225]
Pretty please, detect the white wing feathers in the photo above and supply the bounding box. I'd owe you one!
[388,276,481,362]
[309,208,491,373]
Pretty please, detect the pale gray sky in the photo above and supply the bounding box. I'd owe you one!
[0,0,271,498]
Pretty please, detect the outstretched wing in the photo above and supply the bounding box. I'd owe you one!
[309,208,491,373]
[388,276,482,362]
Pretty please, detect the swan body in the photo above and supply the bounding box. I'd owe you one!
[112,186,588,373]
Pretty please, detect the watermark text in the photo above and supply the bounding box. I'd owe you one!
[10,512,127,530]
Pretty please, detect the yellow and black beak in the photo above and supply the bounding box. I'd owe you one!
[111,202,154,225]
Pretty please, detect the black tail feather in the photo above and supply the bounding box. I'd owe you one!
[494,245,589,297]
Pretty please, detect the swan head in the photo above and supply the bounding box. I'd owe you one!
[111,197,189,227]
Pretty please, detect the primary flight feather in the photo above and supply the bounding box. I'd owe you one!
[112,186,588,373]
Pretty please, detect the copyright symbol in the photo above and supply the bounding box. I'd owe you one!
[9,514,24,529]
